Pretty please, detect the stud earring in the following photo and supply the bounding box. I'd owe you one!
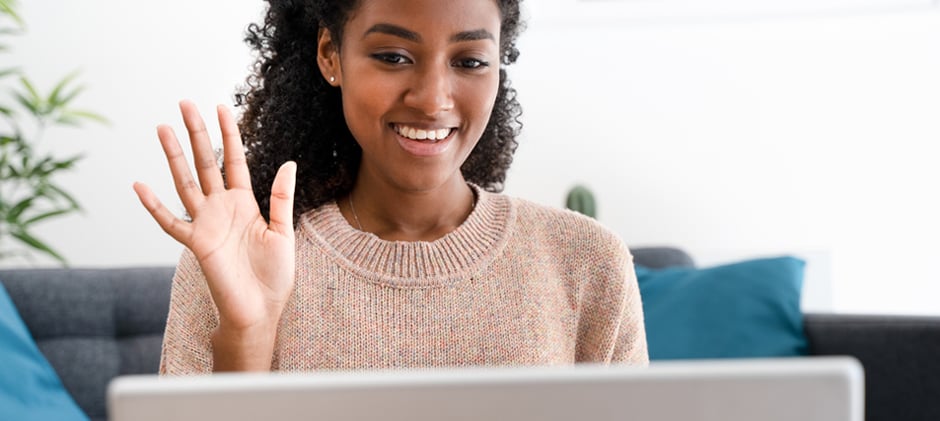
[329,76,335,83]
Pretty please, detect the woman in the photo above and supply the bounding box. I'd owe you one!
[134,0,648,374]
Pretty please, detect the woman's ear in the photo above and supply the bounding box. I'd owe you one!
[317,27,341,86]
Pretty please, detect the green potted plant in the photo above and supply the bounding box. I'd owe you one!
[565,184,597,219]
[0,0,106,265]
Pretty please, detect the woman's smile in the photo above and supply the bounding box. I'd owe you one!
[392,123,458,157]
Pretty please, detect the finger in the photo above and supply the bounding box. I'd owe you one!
[268,161,297,236]
[133,182,193,244]
[217,104,252,191]
[179,100,225,194]
[157,124,203,212]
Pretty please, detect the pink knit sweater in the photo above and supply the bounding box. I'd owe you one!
[159,187,648,374]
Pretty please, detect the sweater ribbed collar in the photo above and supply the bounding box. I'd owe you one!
[299,185,514,288]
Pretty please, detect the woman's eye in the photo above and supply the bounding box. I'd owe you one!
[371,53,411,65]
[455,58,489,69]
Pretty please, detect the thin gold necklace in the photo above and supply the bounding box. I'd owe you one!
[349,194,363,231]
[348,191,477,232]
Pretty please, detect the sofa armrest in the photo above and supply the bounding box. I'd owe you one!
[803,313,940,421]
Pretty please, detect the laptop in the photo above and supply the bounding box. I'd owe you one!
[108,356,863,421]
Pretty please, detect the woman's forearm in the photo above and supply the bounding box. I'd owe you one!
[211,321,279,372]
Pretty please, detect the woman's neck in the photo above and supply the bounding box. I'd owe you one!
[341,174,476,242]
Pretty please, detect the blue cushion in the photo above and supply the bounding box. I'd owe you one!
[0,283,89,421]
[637,256,808,360]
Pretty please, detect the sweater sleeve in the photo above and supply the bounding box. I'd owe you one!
[609,254,649,366]
[575,230,649,366]
[159,249,218,375]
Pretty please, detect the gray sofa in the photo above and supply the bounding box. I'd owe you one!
[1,247,938,421]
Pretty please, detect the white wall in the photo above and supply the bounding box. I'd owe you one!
[5,1,939,316]
[3,0,265,270]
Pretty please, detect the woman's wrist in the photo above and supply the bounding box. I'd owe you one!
[210,318,280,372]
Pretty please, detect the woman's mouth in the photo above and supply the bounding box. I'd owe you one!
[393,124,456,142]
[392,123,458,157]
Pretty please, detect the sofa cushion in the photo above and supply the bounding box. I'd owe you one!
[631,246,696,269]
[637,256,808,360]
[0,267,174,421]
[0,283,89,421]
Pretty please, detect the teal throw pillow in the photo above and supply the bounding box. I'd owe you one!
[0,283,89,421]
[637,256,808,360]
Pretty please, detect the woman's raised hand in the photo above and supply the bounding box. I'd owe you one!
[134,101,296,368]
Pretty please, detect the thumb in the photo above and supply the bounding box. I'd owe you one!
[268,161,297,235]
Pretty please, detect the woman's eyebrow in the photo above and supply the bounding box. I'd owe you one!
[451,29,495,43]
[363,24,495,44]
[364,24,421,42]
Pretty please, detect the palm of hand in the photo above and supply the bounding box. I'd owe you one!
[134,101,297,332]
[187,188,296,330]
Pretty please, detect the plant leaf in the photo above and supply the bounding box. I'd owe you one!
[18,75,40,101]
[0,0,24,27]
[54,115,82,126]
[45,183,81,210]
[48,70,81,107]
[4,196,32,222]
[32,155,57,177]
[55,85,85,109]
[22,208,73,225]
[53,154,83,170]
[12,90,38,114]
[10,230,68,265]
[62,109,109,125]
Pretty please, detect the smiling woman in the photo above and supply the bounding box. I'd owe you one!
[133,0,649,374]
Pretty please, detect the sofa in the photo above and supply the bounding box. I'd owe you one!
[1,247,938,421]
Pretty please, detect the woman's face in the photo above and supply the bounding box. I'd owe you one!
[322,0,502,193]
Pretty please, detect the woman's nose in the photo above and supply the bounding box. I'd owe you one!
[403,64,455,116]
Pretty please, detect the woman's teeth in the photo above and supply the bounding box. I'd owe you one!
[396,125,452,141]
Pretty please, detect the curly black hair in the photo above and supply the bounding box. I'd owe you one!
[235,0,525,222]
